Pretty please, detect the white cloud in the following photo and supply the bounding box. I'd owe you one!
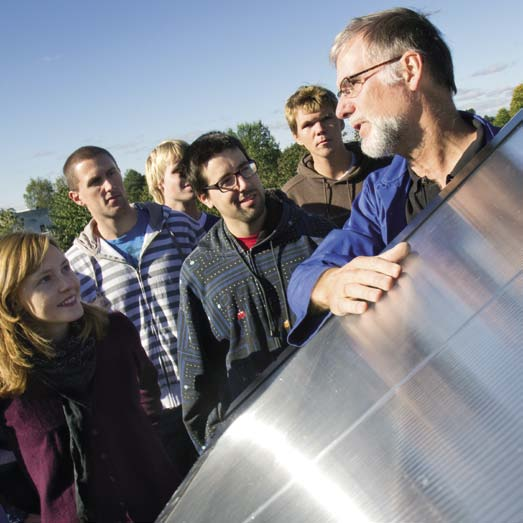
[31,150,55,159]
[108,138,148,155]
[42,54,62,63]
[455,85,514,115]
[471,61,516,77]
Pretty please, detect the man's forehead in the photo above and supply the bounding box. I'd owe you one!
[335,37,368,83]
[205,148,246,175]
[75,154,118,176]
[297,106,334,122]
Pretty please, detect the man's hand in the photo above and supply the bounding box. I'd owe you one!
[311,242,410,316]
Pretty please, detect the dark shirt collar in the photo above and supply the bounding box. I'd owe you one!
[406,118,485,223]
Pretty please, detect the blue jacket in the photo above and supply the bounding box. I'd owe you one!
[287,113,499,346]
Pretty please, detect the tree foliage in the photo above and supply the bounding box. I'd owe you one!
[48,177,90,250]
[16,85,523,245]
[277,143,307,187]
[228,121,282,189]
[139,183,154,202]
[509,83,523,117]
[0,208,22,235]
[123,169,147,203]
[24,177,55,209]
[493,107,511,127]
[486,84,523,127]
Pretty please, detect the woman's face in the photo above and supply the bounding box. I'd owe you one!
[18,244,84,342]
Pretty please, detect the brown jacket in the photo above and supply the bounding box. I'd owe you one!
[282,142,391,227]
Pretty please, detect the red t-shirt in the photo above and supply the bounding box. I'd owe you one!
[236,233,259,250]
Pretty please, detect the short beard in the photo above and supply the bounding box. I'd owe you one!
[361,115,407,158]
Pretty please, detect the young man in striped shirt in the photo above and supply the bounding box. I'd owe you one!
[64,145,203,475]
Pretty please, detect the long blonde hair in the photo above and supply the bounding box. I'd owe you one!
[0,232,108,397]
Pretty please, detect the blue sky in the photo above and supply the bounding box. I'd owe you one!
[1,0,521,210]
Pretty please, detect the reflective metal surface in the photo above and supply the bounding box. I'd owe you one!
[158,114,523,523]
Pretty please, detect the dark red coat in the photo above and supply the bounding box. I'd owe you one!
[4,312,179,523]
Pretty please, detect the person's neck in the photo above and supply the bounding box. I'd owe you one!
[407,105,477,189]
[225,207,267,238]
[38,320,70,345]
[95,206,138,240]
[311,146,353,180]
[165,199,202,221]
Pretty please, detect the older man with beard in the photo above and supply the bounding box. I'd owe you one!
[287,7,499,346]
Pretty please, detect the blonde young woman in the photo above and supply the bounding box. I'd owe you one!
[0,233,179,522]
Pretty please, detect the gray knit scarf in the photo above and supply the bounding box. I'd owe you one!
[30,322,96,522]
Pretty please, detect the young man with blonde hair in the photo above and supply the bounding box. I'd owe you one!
[283,84,390,227]
[145,139,218,231]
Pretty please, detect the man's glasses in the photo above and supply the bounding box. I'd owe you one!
[204,160,258,192]
[337,56,402,99]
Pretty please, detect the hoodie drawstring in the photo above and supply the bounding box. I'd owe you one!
[270,242,292,331]
[230,237,285,345]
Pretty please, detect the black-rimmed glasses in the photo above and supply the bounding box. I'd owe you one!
[204,160,258,192]
[337,56,402,99]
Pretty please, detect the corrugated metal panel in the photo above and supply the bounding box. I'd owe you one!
[158,112,523,523]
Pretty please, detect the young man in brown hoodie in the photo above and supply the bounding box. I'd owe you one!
[283,85,390,227]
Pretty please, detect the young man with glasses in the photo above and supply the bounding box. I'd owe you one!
[283,85,390,227]
[287,7,499,346]
[177,132,334,451]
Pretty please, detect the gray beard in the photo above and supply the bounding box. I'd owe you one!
[360,115,407,158]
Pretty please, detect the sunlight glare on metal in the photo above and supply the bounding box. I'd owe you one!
[229,412,372,523]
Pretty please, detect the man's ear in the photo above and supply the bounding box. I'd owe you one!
[68,190,84,207]
[197,191,214,210]
[402,51,423,91]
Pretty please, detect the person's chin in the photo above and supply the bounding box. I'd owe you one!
[358,122,371,139]
[106,198,123,209]
[69,308,85,322]
[360,138,378,158]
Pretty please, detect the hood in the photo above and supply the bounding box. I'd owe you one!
[74,218,100,255]
[73,201,167,256]
[297,142,373,186]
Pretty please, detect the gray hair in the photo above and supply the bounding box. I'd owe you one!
[330,7,456,94]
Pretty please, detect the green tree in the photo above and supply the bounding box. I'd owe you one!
[493,107,511,127]
[123,169,147,203]
[0,208,22,235]
[228,121,282,189]
[48,177,90,250]
[24,177,55,209]
[509,83,523,117]
[276,143,307,188]
[139,183,154,203]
